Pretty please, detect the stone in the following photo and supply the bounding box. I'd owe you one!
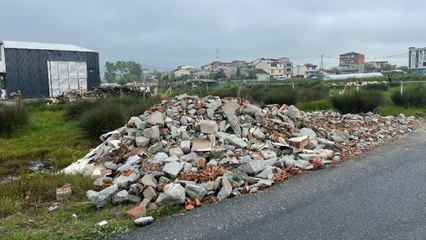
[253,128,265,140]
[217,178,233,201]
[162,161,184,178]
[298,128,318,146]
[329,133,347,143]
[114,172,141,189]
[224,110,241,136]
[256,166,275,179]
[185,183,208,200]
[87,184,119,208]
[169,147,184,157]
[281,155,295,167]
[196,108,206,115]
[143,126,160,139]
[112,190,129,204]
[104,161,118,171]
[180,140,191,154]
[170,125,179,139]
[143,186,157,201]
[238,161,265,175]
[227,135,247,148]
[128,195,142,203]
[260,149,277,159]
[136,136,150,147]
[156,183,185,205]
[200,120,218,134]
[222,101,240,112]
[294,160,309,170]
[56,184,72,202]
[140,174,157,188]
[93,177,113,187]
[286,105,300,119]
[147,111,164,125]
[134,216,154,227]
[243,104,263,116]
[128,117,145,129]
[148,142,163,154]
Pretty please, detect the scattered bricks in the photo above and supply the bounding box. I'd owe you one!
[127,204,147,218]
[197,158,206,169]
[288,135,309,149]
[56,184,72,202]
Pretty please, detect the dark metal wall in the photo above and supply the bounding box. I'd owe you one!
[4,48,100,98]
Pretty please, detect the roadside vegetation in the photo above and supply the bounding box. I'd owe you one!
[1,77,425,239]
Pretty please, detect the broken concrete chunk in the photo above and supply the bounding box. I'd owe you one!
[156,183,185,205]
[143,126,160,139]
[185,183,208,200]
[147,111,164,125]
[112,190,129,205]
[134,216,154,227]
[180,140,191,154]
[227,135,247,149]
[87,184,119,208]
[238,161,265,175]
[200,120,218,134]
[162,161,184,179]
[224,110,242,136]
[217,178,233,201]
[136,136,150,147]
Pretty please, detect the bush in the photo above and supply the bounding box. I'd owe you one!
[391,87,426,108]
[362,83,389,91]
[64,100,98,120]
[331,91,384,114]
[297,86,328,102]
[297,100,331,111]
[77,96,161,141]
[0,103,29,136]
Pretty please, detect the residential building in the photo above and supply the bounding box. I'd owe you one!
[278,57,293,77]
[408,47,426,69]
[201,61,226,72]
[366,61,388,71]
[191,68,210,79]
[254,58,284,77]
[293,63,317,78]
[339,52,365,73]
[1,40,99,98]
[172,65,191,78]
[224,60,247,79]
[255,68,270,81]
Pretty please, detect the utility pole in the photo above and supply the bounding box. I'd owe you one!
[320,54,324,74]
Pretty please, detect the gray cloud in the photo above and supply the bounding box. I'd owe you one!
[1,0,426,72]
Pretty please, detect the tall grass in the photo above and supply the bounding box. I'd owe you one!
[331,91,384,114]
[391,86,426,108]
[0,103,29,136]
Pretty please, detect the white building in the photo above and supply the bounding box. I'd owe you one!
[409,47,426,69]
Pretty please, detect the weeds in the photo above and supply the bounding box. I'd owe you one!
[0,102,29,136]
[331,90,384,114]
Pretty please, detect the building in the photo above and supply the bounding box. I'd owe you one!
[224,60,247,79]
[293,63,317,78]
[0,40,99,99]
[277,57,293,77]
[255,69,270,81]
[366,61,388,71]
[339,52,365,73]
[408,47,426,69]
[254,58,284,78]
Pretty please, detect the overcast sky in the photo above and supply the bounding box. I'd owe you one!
[2,0,425,72]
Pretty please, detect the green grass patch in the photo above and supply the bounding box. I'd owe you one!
[0,107,91,177]
[0,102,30,137]
[297,100,331,111]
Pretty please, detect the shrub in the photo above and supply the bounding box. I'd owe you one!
[391,87,426,108]
[64,99,98,120]
[297,86,328,102]
[77,96,161,141]
[257,87,297,105]
[297,100,331,111]
[331,91,384,114]
[0,103,29,136]
[362,83,389,91]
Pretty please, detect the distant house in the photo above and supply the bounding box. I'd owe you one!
[224,60,247,79]
[253,57,293,79]
[255,69,270,81]
[367,61,388,71]
[201,61,226,72]
[0,40,100,99]
[293,63,317,78]
[339,52,365,73]
[171,65,193,78]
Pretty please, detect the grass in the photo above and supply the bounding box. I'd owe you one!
[0,107,91,177]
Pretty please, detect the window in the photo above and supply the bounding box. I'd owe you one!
[287,63,292,67]
[271,63,277,67]
[423,62,426,67]
[287,68,291,72]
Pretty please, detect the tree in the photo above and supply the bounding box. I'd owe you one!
[397,66,409,72]
[104,61,142,83]
[236,67,242,80]
[364,63,375,72]
[383,63,395,71]
[331,67,341,75]
[213,69,226,80]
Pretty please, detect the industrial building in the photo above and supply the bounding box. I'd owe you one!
[0,40,99,99]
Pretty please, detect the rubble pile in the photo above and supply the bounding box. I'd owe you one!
[55,85,149,102]
[63,94,422,214]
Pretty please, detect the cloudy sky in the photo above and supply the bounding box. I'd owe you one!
[2,0,425,72]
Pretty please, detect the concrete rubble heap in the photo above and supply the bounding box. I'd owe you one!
[63,94,421,212]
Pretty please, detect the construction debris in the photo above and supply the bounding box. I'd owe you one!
[62,94,422,214]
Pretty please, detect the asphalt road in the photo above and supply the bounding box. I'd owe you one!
[117,127,426,240]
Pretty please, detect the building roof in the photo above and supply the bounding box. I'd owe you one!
[255,69,269,74]
[340,52,363,56]
[3,40,96,52]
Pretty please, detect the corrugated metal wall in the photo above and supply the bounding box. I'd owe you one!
[4,48,100,98]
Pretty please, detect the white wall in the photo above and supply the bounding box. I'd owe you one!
[0,43,6,73]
